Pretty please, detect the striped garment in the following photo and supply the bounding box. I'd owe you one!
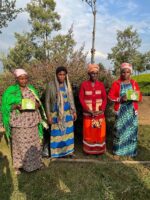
[83,118,106,154]
[50,86,74,158]
[113,83,138,157]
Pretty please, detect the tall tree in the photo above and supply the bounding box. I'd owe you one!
[0,0,22,33]
[26,0,61,60]
[1,0,87,71]
[82,0,97,63]
[131,52,146,74]
[144,51,150,72]
[1,33,36,69]
[1,28,79,70]
[48,27,76,65]
[108,26,141,75]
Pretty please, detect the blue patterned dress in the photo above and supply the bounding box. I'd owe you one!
[113,83,138,157]
[50,86,74,158]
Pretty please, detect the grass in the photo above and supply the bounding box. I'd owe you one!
[132,74,150,95]
[75,125,150,161]
[0,125,150,200]
[132,74,150,82]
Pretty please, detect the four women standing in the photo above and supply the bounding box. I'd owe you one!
[1,63,142,173]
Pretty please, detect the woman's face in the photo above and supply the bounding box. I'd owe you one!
[89,71,98,82]
[17,75,28,87]
[57,71,66,83]
[121,68,131,80]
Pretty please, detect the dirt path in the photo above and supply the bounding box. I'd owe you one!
[139,96,150,125]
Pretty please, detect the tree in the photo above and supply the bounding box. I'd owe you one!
[108,26,142,75]
[82,0,97,64]
[26,0,61,60]
[1,0,88,72]
[1,28,79,70]
[144,51,150,72]
[98,62,105,70]
[132,52,146,74]
[1,33,36,69]
[0,0,22,33]
[48,27,76,65]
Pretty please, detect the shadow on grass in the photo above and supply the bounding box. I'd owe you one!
[0,151,13,200]
[16,154,150,200]
[0,126,150,200]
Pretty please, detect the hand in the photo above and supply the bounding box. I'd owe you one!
[88,109,94,116]
[0,127,5,133]
[48,116,53,125]
[12,104,21,110]
[120,95,127,102]
[73,112,77,121]
[93,110,104,116]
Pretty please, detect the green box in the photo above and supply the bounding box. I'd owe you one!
[22,98,35,110]
[126,90,139,101]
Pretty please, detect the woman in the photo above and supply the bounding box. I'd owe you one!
[45,66,77,158]
[1,69,47,174]
[79,64,107,155]
[108,63,142,157]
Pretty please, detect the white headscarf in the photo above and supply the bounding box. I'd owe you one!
[14,69,28,77]
[121,63,132,73]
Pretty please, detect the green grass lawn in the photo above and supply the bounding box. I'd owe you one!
[132,74,150,82]
[0,125,150,200]
[132,74,150,95]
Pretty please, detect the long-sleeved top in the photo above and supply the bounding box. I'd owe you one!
[108,78,142,115]
[79,80,107,119]
[45,81,76,119]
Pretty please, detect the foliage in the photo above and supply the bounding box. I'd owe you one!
[0,27,86,71]
[108,26,143,75]
[0,0,22,33]
[26,0,61,60]
[144,51,150,71]
[1,1,85,70]
[1,33,36,69]
[132,74,150,95]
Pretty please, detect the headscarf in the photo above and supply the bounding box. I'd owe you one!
[56,66,68,75]
[14,68,28,77]
[121,63,132,73]
[55,67,75,131]
[87,63,99,73]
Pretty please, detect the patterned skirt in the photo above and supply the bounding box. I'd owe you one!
[113,103,138,157]
[83,118,106,154]
[50,110,74,158]
[11,126,42,172]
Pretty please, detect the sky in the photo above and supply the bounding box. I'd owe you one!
[0,0,150,71]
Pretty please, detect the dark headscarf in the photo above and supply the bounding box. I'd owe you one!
[56,66,68,75]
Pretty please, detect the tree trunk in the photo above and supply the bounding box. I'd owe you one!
[91,1,96,64]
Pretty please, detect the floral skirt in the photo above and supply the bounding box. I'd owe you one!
[11,126,42,172]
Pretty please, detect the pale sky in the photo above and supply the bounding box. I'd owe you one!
[0,0,150,71]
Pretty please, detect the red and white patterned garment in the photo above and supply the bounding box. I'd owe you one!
[79,80,107,154]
